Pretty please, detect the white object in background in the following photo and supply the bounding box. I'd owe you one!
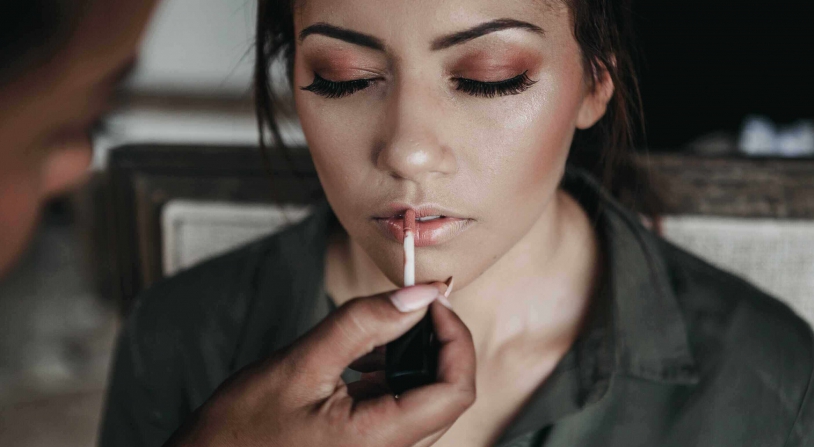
[127,0,256,96]
[776,121,814,156]
[739,116,776,156]
[162,201,311,276]
[92,109,306,170]
[662,216,814,327]
[739,115,814,157]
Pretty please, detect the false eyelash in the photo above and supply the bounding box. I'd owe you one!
[452,71,537,98]
[301,73,374,99]
[301,71,537,99]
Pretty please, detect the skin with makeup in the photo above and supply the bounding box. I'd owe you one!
[302,1,608,444]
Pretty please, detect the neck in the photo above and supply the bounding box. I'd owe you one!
[451,189,599,359]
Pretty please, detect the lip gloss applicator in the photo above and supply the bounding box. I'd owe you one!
[386,210,439,395]
[403,209,416,287]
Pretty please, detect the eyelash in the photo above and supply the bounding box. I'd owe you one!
[301,74,374,99]
[452,71,536,98]
[301,71,536,99]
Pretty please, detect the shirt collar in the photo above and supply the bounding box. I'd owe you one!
[564,168,699,385]
[498,168,699,446]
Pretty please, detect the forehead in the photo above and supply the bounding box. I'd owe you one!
[294,0,570,42]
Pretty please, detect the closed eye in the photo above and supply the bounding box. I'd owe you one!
[301,73,378,99]
[301,71,537,99]
[452,71,537,98]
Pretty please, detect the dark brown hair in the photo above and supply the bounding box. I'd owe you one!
[254,0,658,215]
[0,0,90,86]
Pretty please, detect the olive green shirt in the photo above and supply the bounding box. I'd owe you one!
[99,170,814,447]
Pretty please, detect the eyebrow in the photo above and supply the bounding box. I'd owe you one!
[299,23,386,51]
[431,18,545,51]
[298,18,545,53]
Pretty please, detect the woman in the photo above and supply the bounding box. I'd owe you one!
[102,0,814,446]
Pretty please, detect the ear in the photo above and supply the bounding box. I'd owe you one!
[576,64,615,130]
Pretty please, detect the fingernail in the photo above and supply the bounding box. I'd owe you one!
[436,277,454,309]
[390,285,441,313]
[444,276,455,298]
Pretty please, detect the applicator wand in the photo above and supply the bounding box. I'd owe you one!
[386,210,439,395]
[403,209,416,287]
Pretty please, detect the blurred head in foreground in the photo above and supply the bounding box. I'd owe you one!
[0,0,158,275]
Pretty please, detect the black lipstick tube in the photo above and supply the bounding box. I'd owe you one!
[385,312,438,395]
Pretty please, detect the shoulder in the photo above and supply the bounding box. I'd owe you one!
[104,205,331,426]
[122,206,328,378]
[130,223,287,337]
[658,238,814,424]
[659,238,813,356]
[132,203,330,322]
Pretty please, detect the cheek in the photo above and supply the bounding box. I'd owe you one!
[294,79,379,211]
[41,142,93,196]
[466,71,584,207]
[0,170,45,276]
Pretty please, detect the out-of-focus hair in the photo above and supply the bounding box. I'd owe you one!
[0,0,90,86]
[254,0,660,216]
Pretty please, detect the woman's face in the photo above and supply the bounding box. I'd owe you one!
[293,0,612,288]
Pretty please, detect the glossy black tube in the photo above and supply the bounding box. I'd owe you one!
[385,312,438,395]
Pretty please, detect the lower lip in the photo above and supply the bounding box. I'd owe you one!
[373,216,474,247]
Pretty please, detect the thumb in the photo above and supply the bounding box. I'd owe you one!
[287,285,444,389]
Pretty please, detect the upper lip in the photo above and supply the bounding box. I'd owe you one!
[372,203,468,220]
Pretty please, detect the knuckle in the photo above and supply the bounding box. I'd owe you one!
[266,347,311,395]
[345,295,391,321]
[453,383,477,411]
[270,346,301,378]
[449,315,474,341]
[335,299,378,344]
[334,310,366,346]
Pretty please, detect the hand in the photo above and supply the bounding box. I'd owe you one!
[165,284,476,447]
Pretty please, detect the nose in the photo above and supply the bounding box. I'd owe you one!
[375,78,456,181]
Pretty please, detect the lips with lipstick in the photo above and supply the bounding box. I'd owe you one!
[372,206,474,247]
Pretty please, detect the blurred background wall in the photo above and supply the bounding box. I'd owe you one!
[128,0,256,96]
[91,0,261,170]
[635,0,813,154]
